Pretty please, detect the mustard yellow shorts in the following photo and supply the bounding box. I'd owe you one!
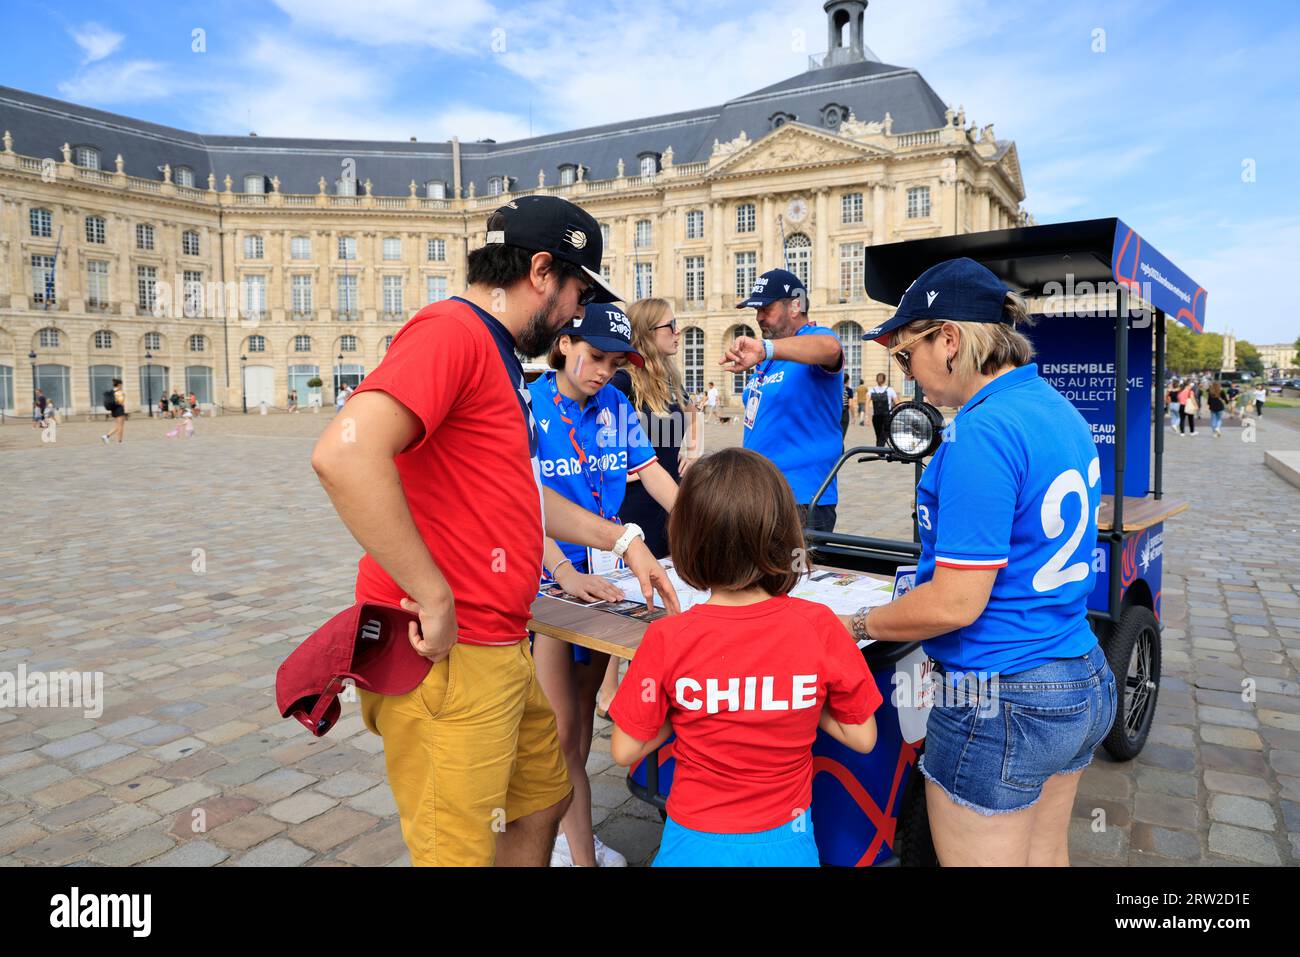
[358,640,572,866]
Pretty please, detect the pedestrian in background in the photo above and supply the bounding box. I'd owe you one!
[1167,379,1181,433]
[1178,380,1198,435]
[1207,382,1225,437]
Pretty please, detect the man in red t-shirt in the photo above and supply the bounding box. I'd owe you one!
[310,195,679,866]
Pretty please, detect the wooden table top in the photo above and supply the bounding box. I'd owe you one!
[1097,495,1189,533]
[528,565,893,661]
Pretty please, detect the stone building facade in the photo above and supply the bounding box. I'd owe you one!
[0,2,1026,416]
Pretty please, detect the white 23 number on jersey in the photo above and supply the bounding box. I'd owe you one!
[1031,458,1101,593]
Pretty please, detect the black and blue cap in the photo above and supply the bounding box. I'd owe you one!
[862,257,1010,344]
[483,195,624,304]
[735,268,806,309]
[558,303,644,367]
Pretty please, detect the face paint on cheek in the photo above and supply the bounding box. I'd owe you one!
[573,353,585,378]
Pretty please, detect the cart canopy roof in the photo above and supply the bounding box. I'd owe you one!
[864,218,1206,331]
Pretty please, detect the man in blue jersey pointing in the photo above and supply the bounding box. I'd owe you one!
[721,268,845,532]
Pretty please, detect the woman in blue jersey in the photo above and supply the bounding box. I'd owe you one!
[847,258,1117,866]
[530,302,679,867]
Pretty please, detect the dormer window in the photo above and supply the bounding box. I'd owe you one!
[638,153,659,177]
[174,166,195,188]
[74,145,100,170]
[425,180,446,200]
[244,174,266,194]
[336,175,356,197]
[558,164,577,186]
[821,103,849,130]
[488,176,504,196]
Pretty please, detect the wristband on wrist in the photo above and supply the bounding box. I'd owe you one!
[549,558,574,578]
[850,605,873,643]
[763,338,775,362]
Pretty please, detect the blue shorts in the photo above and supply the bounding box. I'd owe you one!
[653,813,819,867]
[918,643,1116,815]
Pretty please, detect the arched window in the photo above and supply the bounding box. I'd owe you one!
[638,154,658,177]
[143,332,163,351]
[558,164,577,186]
[785,233,812,289]
[38,327,61,348]
[682,326,704,395]
[294,335,312,352]
[188,335,206,352]
[93,330,114,350]
[382,335,394,352]
[340,335,358,352]
[246,334,266,353]
[835,321,864,388]
[729,325,755,396]
[488,176,504,197]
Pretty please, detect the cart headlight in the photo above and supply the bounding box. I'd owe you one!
[887,401,945,460]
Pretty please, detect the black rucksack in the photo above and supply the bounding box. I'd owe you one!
[871,389,890,416]
[103,388,116,411]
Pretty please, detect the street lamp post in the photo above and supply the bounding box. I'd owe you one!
[336,353,344,404]
[145,350,154,417]
[240,355,248,414]
[28,350,37,422]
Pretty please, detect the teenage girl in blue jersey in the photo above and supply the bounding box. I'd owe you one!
[848,258,1117,866]
[530,302,679,866]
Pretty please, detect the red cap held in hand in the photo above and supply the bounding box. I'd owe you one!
[276,602,431,737]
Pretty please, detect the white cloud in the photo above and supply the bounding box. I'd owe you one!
[71,22,124,63]
[57,60,173,103]
[270,0,496,53]
[425,106,532,143]
[1177,216,1300,344]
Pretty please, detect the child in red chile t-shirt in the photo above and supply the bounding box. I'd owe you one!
[609,447,881,866]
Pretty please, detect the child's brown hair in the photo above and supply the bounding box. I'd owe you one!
[668,447,805,595]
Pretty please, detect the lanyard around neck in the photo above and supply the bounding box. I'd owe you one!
[547,374,606,518]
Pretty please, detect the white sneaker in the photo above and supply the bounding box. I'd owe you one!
[593,834,628,867]
[101,434,110,444]
[550,832,574,867]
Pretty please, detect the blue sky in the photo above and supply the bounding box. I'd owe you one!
[4,0,1298,344]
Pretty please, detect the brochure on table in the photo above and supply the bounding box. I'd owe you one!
[538,563,895,624]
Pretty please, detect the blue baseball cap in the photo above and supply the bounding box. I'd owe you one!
[736,268,806,309]
[558,303,644,367]
[862,257,1010,343]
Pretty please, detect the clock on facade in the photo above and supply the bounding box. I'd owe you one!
[785,197,808,223]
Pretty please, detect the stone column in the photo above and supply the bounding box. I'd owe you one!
[871,183,887,245]
[813,188,830,308]
[709,200,725,310]
[760,195,775,271]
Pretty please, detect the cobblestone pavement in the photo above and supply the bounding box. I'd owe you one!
[0,403,1297,866]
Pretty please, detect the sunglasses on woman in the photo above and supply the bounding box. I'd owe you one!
[888,325,943,377]
[652,318,678,334]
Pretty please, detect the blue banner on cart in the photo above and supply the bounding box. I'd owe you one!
[1111,219,1206,332]
[1089,521,1164,618]
[1030,313,1151,498]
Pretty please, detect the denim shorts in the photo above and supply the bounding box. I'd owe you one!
[918,643,1117,815]
[653,813,819,867]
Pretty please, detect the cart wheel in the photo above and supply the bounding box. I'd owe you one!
[894,761,938,867]
[1101,605,1161,761]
